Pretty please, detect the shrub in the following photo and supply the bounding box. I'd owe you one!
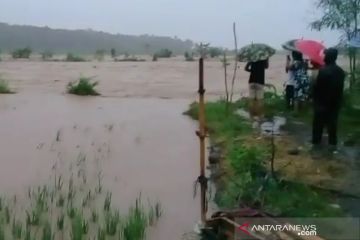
[66,53,86,62]
[12,47,32,59]
[155,49,172,58]
[209,47,223,58]
[67,77,99,96]
[184,52,194,61]
[152,54,158,61]
[95,49,106,61]
[0,78,14,94]
[110,48,117,58]
[41,51,53,60]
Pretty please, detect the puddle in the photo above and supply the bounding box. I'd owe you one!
[260,116,287,136]
[0,94,201,239]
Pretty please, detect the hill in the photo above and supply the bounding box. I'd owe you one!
[0,22,194,54]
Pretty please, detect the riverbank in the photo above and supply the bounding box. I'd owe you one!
[185,92,360,218]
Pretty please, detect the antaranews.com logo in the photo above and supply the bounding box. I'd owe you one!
[238,222,317,237]
[235,217,360,240]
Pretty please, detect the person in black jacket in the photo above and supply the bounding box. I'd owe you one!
[312,48,345,149]
[245,59,269,117]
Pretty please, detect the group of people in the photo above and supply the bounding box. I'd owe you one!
[245,48,345,151]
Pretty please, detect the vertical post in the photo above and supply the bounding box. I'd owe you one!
[198,57,207,223]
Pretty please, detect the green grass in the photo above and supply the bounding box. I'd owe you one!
[11,220,22,239]
[42,221,52,240]
[67,77,100,96]
[184,100,252,142]
[105,210,120,236]
[0,79,14,94]
[186,100,343,217]
[0,225,4,240]
[122,196,148,240]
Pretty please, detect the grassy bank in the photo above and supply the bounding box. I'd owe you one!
[185,100,343,217]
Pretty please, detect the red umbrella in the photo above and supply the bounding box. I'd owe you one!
[295,40,325,66]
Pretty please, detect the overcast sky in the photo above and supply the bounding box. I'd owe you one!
[0,0,340,48]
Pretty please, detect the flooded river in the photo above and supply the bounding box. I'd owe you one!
[0,93,200,239]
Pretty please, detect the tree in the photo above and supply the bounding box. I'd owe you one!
[196,43,210,58]
[208,47,223,58]
[110,48,117,58]
[12,47,32,59]
[310,0,360,89]
[155,49,172,58]
[95,49,106,61]
[184,51,194,61]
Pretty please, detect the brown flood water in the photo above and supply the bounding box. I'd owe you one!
[0,93,200,239]
[0,55,314,238]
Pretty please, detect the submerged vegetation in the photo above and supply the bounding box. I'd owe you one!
[0,162,162,240]
[67,77,100,96]
[0,77,14,94]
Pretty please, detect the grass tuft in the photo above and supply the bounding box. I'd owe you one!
[66,53,86,62]
[122,196,148,240]
[67,77,100,96]
[42,221,52,240]
[0,78,14,94]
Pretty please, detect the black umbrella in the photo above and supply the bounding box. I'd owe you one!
[282,39,299,52]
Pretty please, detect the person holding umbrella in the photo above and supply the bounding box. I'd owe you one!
[245,58,269,108]
[238,43,275,117]
[312,48,345,151]
[285,51,309,110]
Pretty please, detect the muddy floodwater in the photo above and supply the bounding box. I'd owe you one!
[0,93,201,239]
[1,56,346,239]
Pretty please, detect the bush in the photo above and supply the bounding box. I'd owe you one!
[0,77,14,94]
[208,47,223,58]
[184,52,194,61]
[67,77,99,96]
[155,49,172,58]
[110,48,117,58]
[95,49,106,61]
[66,53,86,62]
[41,51,53,60]
[12,47,32,59]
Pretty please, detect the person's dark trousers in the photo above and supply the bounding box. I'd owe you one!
[285,85,295,110]
[312,107,339,146]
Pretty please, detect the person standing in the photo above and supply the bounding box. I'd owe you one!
[312,48,345,150]
[285,51,309,110]
[245,59,269,117]
[308,60,323,100]
[285,54,295,110]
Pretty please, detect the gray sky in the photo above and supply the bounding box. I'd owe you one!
[0,0,340,48]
